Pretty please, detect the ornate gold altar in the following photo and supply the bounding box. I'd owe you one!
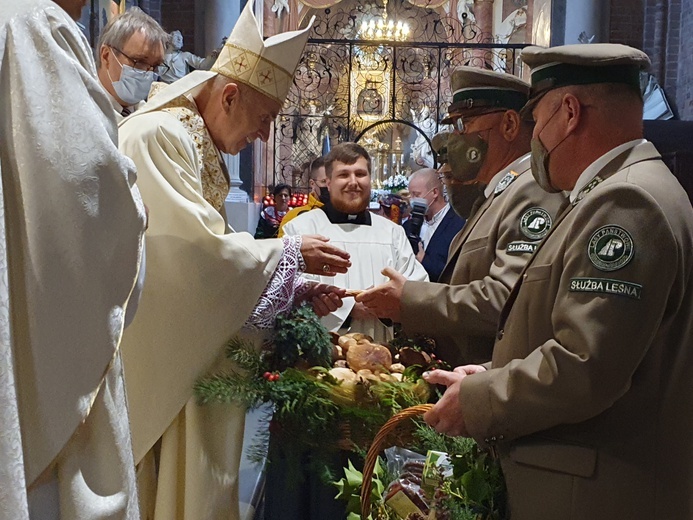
[257,0,549,190]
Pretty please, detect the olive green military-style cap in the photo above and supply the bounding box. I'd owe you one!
[520,43,651,114]
[431,130,450,164]
[441,66,530,124]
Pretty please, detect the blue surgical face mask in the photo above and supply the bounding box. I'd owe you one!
[109,63,155,106]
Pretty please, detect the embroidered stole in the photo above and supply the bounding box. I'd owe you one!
[160,95,230,212]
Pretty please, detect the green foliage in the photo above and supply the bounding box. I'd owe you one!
[331,420,507,519]
[194,331,431,476]
[334,458,398,520]
[388,327,437,354]
[225,336,262,373]
[411,423,508,520]
[271,304,333,370]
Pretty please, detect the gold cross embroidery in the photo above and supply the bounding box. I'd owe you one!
[259,69,273,84]
[234,56,248,71]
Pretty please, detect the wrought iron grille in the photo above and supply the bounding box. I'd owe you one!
[270,0,530,188]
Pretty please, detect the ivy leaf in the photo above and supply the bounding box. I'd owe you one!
[461,467,492,504]
[344,459,363,489]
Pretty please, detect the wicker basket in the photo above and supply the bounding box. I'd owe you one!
[359,403,434,519]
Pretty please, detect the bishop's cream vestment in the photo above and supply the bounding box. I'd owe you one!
[0,0,146,518]
[118,5,316,516]
[118,86,305,519]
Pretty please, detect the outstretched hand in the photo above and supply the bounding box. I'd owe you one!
[354,267,406,321]
[300,235,351,276]
[422,365,485,437]
[298,282,346,317]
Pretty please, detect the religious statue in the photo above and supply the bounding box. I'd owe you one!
[271,0,290,17]
[409,106,435,169]
[158,30,216,84]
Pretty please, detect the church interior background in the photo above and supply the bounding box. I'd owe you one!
[79,0,692,231]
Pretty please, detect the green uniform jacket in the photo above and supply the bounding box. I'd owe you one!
[400,154,568,366]
[461,141,693,519]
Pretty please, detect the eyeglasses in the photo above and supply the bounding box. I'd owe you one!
[110,46,169,75]
[452,110,505,134]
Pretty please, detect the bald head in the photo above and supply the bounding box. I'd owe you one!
[409,168,442,192]
[408,168,445,219]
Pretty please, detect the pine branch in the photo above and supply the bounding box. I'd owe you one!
[194,371,264,409]
[225,336,263,374]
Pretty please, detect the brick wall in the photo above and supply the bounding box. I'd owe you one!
[643,0,681,107]
[609,0,644,47]
[676,2,693,119]
[160,0,196,51]
[610,0,692,120]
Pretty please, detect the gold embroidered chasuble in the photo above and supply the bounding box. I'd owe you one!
[161,95,230,211]
[118,85,285,520]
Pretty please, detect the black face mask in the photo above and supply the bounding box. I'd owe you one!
[319,186,330,204]
[447,181,485,219]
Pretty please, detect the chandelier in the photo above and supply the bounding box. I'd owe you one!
[358,0,410,42]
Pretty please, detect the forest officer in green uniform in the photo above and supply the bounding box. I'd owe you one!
[424,43,693,520]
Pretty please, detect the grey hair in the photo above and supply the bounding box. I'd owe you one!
[96,7,168,68]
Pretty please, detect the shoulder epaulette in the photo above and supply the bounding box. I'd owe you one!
[572,175,604,206]
[494,170,520,195]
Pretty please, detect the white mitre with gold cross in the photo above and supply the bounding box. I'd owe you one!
[129,2,314,118]
[213,1,314,104]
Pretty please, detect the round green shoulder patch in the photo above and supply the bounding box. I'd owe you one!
[587,225,634,271]
[520,207,552,240]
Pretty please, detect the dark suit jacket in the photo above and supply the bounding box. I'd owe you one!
[403,206,465,282]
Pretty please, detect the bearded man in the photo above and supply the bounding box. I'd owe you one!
[283,142,429,342]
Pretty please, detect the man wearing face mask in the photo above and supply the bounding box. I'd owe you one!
[404,167,465,281]
[96,7,168,120]
[423,44,693,519]
[358,67,567,366]
[278,156,329,236]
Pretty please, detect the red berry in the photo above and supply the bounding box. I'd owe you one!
[263,371,271,379]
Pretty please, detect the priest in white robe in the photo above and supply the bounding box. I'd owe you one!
[282,142,429,343]
[117,4,349,519]
[0,0,147,518]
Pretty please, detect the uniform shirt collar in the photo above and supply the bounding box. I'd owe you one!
[569,139,646,203]
[484,152,531,198]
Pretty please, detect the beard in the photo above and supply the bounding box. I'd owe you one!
[331,191,369,214]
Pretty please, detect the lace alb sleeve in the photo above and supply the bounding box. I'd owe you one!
[244,235,309,329]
